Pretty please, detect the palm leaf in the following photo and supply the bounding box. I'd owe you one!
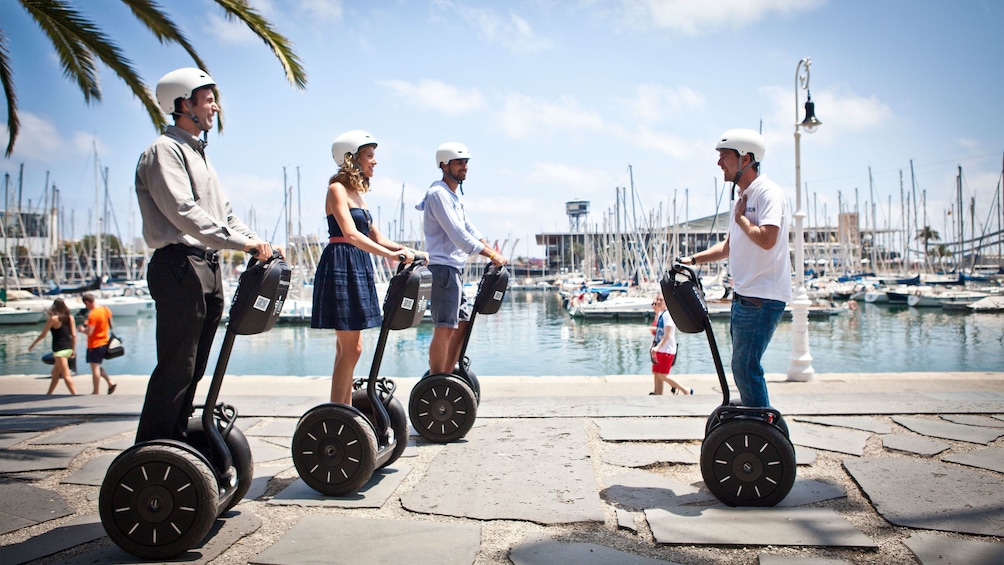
[4,0,306,155]
[1,28,20,156]
[19,0,102,103]
[213,0,307,90]
[118,0,210,72]
[19,0,166,137]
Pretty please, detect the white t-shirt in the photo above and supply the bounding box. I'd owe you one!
[653,310,677,354]
[728,175,792,302]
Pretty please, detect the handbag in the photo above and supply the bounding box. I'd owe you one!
[105,333,125,359]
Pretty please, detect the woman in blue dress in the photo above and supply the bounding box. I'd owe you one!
[312,130,421,404]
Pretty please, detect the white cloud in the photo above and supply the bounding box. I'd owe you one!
[622,84,705,122]
[956,138,980,151]
[617,0,826,36]
[497,94,606,138]
[71,132,110,160]
[380,79,488,116]
[203,13,259,46]
[762,84,892,143]
[527,162,612,190]
[295,0,344,23]
[1,112,66,161]
[435,1,552,54]
[630,127,694,160]
[818,90,892,131]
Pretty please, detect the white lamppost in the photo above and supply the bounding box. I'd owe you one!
[787,57,821,382]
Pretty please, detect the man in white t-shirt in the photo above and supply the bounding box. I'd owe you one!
[680,129,791,407]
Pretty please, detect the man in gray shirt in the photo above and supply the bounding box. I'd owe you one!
[134,67,273,443]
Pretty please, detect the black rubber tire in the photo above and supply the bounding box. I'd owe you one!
[700,419,796,507]
[186,418,254,512]
[409,374,477,443]
[99,442,220,559]
[423,364,481,404]
[459,366,481,405]
[706,407,790,439]
[292,404,378,495]
[352,389,409,468]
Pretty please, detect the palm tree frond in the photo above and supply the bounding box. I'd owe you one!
[213,0,307,90]
[118,0,210,72]
[20,0,102,102]
[1,27,21,157]
[9,0,306,153]
[25,0,166,134]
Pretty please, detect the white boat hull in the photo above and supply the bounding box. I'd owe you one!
[568,296,652,319]
[0,307,46,325]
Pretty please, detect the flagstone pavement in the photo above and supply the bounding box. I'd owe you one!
[1,371,1003,564]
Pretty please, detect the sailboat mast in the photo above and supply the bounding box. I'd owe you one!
[910,160,918,271]
[970,196,975,274]
[94,143,103,280]
[957,165,963,270]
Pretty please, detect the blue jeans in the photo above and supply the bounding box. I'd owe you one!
[730,296,786,408]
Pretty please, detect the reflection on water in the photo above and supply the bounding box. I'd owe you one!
[2,291,1002,378]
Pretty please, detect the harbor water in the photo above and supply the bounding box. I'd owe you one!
[1,290,1001,379]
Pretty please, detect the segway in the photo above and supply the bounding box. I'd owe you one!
[292,259,431,495]
[409,264,509,443]
[661,261,795,507]
[99,251,290,559]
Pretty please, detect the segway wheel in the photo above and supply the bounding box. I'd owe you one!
[409,374,477,443]
[99,442,220,559]
[423,366,481,405]
[458,357,482,403]
[292,404,378,495]
[352,389,409,468]
[700,419,796,507]
[187,418,254,512]
[458,367,481,405]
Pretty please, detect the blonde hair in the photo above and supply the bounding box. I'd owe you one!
[329,152,370,194]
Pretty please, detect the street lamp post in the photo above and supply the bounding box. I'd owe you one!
[787,57,821,382]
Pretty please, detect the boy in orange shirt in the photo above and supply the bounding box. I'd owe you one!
[79,293,118,394]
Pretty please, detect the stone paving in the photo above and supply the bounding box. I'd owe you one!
[0,372,1003,564]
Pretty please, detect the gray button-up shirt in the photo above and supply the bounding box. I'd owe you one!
[135,125,258,251]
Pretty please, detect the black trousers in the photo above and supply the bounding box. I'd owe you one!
[136,246,224,443]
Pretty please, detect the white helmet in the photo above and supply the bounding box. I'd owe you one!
[715,129,766,163]
[331,130,378,166]
[436,142,471,168]
[155,68,215,115]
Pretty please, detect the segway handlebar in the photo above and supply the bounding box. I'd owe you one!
[671,258,702,289]
[484,263,507,277]
[395,255,428,274]
[247,248,283,269]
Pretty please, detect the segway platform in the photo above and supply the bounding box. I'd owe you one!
[99,251,290,559]
[410,264,509,443]
[661,262,795,507]
[293,260,431,495]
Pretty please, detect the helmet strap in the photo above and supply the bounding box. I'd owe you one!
[442,163,464,193]
[733,155,755,185]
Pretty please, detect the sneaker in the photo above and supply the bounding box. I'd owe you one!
[108,383,117,395]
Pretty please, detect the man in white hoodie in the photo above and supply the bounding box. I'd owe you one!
[416,142,507,374]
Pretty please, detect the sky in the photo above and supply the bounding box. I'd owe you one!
[2,0,1003,260]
